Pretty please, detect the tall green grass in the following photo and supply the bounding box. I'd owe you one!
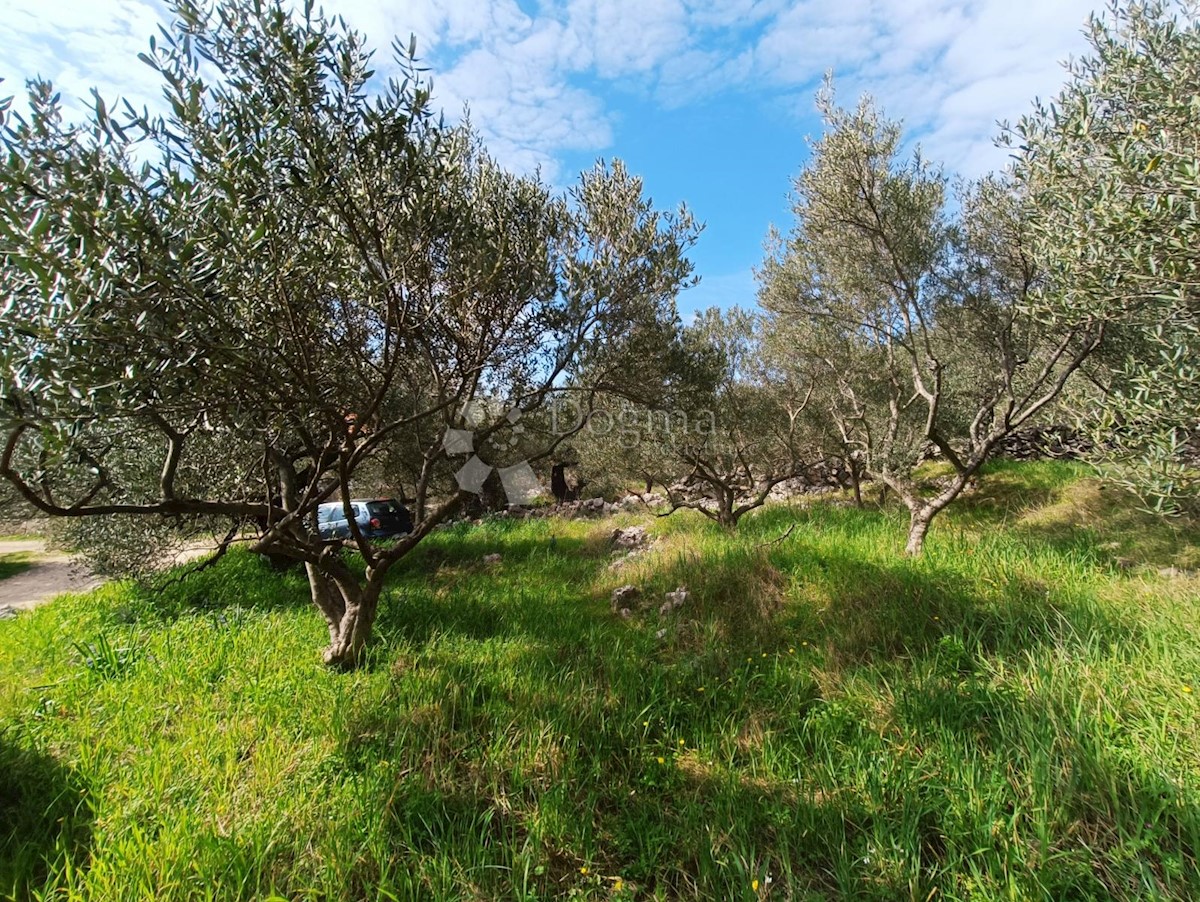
[1,461,1198,900]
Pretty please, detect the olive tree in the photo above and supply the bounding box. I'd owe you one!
[0,0,698,667]
[637,307,823,528]
[760,89,1103,554]
[1009,0,1200,515]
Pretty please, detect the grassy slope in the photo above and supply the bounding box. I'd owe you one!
[1,461,1198,901]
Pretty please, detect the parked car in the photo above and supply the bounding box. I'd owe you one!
[316,498,413,540]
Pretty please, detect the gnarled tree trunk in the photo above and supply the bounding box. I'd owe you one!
[306,564,382,669]
[905,507,935,556]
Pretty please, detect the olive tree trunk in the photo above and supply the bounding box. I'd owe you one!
[306,564,383,669]
[893,466,981,556]
[905,507,935,556]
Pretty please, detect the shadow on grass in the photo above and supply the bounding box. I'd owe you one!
[731,500,1142,670]
[357,492,1149,688]
[114,549,314,624]
[788,540,1138,669]
[119,521,605,627]
[938,459,1082,531]
[0,729,92,898]
[893,674,1200,896]
[1012,477,1200,570]
[0,552,35,582]
[323,498,1191,898]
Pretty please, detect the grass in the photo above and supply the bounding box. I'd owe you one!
[0,553,34,582]
[1,460,1198,900]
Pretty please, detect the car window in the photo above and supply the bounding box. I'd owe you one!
[317,505,339,523]
[367,501,402,516]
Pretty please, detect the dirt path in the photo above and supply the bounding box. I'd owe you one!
[0,539,106,615]
[0,536,238,618]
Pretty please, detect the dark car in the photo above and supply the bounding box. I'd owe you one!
[316,498,413,540]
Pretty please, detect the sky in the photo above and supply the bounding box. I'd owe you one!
[2,0,1101,316]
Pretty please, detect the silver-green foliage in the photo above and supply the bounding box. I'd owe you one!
[1010,1,1200,514]
[0,0,698,666]
[761,87,1102,553]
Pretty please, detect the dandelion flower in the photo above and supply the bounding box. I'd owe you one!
[1185,686,1194,694]
[752,878,760,891]
[643,720,649,726]
[580,866,589,875]
[656,756,665,764]
[788,647,795,653]
[678,738,685,746]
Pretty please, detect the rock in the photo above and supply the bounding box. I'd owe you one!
[656,586,689,617]
[606,546,650,570]
[618,608,632,619]
[992,424,1090,461]
[664,586,689,610]
[1158,566,1193,578]
[610,584,641,612]
[655,628,667,640]
[483,553,502,565]
[612,526,650,550]
[0,606,16,620]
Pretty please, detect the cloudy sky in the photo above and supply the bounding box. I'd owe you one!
[2,0,1100,313]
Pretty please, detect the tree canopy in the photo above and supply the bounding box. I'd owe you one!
[1010,0,1200,515]
[0,0,699,666]
[760,88,1103,553]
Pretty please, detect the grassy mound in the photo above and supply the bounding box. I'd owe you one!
[1,461,1198,900]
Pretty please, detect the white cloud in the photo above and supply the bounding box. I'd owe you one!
[755,0,1096,175]
[565,0,690,76]
[1,0,170,118]
[2,0,1100,182]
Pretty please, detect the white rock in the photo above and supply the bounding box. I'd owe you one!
[612,526,650,550]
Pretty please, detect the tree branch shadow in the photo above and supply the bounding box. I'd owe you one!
[0,729,93,898]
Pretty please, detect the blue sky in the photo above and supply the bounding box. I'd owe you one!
[2,0,1100,315]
